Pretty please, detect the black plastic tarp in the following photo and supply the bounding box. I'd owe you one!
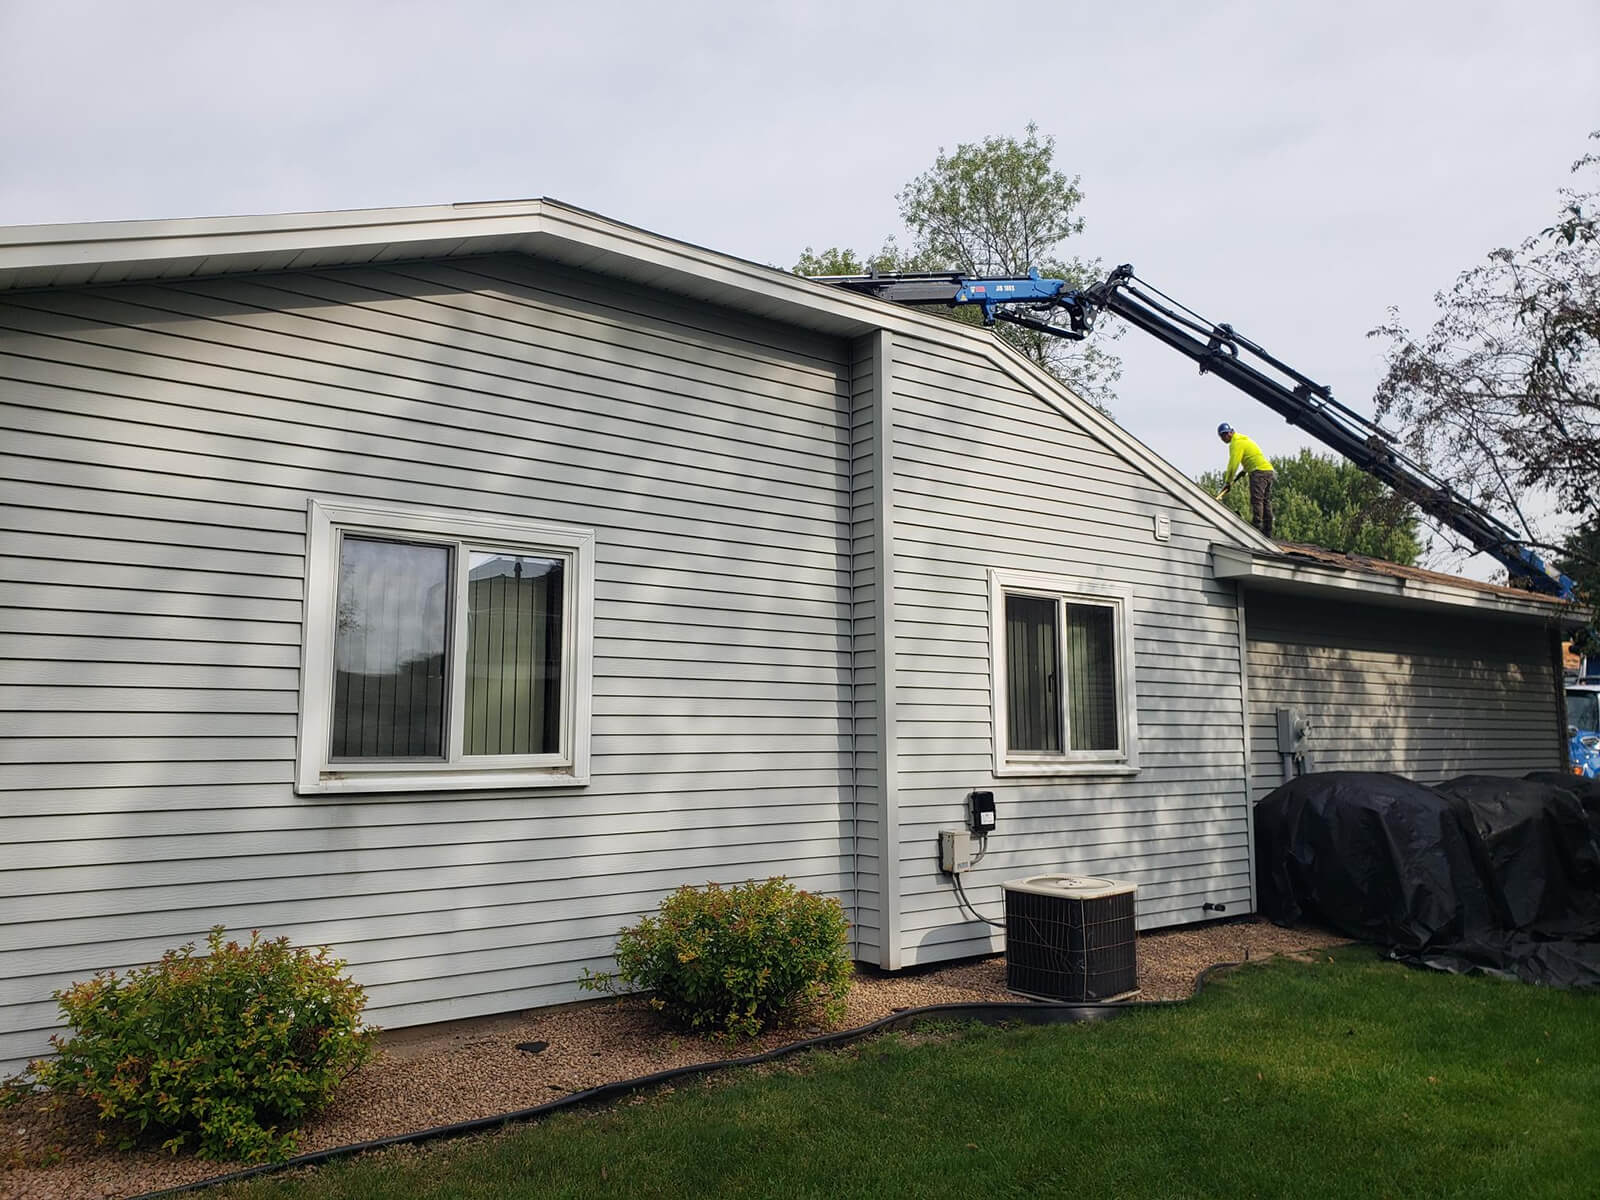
[1255,771,1600,987]
[1521,771,1600,844]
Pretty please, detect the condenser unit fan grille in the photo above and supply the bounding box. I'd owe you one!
[1004,881,1138,1002]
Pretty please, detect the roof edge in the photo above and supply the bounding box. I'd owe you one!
[1212,543,1580,624]
[0,200,556,277]
[0,198,548,250]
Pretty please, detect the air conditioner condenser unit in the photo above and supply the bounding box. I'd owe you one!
[1002,875,1139,1002]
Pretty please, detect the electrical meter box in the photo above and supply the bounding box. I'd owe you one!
[1276,707,1312,753]
[968,790,996,833]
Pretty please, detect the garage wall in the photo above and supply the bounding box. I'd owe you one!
[1245,591,1563,799]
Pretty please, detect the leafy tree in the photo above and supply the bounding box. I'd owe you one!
[1558,517,1600,654]
[791,241,907,278]
[794,124,1121,412]
[1369,133,1599,551]
[1197,449,1424,564]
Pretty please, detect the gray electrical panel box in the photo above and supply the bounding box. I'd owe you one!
[1275,707,1315,775]
[940,829,975,874]
[1276,707,1312,753]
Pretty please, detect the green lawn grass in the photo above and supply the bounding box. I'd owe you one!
[221,947,1600,1200]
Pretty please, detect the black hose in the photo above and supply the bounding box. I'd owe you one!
[134,962,1243,1199]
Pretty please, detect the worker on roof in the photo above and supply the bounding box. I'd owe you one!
[1215,423,1275,537]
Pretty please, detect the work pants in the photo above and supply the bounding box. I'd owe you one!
[1250,470,1275,537]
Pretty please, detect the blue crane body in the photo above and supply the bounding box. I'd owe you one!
[818,265,1578,602]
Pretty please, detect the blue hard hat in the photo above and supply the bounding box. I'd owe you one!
[1217,422,1233,437]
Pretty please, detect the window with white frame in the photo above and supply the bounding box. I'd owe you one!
[297,500,594,794]
[989,570,1139,776]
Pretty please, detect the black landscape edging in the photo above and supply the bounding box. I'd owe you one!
[135,963,1237,1198]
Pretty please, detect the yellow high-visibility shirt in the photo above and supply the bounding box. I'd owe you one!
[1224,433,1273,480]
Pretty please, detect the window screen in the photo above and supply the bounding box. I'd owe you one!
[1065,602,1118,751]
[465,553,565,756]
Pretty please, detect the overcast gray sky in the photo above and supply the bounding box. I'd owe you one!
[2,1,1595,572]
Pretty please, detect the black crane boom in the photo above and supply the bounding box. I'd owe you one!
[819,264,1576,600]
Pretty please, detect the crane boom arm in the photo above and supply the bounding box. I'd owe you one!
[819,265,1576,600]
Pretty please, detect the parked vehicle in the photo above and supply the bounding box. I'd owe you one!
[1566,650,1599,686]
[1567,685,1600,779]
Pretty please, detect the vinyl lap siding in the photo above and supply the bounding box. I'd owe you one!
[1245,592,1563,798]
[848,332,888,962]
[886,334,1252,965]
[0,255,854,1074]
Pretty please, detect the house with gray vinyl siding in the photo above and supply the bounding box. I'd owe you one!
[0,199,1580,1073]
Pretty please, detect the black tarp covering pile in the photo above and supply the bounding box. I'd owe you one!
[1521,772,1600,843]
[1255,771,1600,987]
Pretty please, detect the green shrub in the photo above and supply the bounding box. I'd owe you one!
[580,877,853,1038]
[21,926,375,1163]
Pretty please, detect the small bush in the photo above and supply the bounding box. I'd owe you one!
[580,877,852,1038]
[20,927,375,1163]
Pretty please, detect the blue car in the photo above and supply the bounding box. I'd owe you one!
[1568,685,1600,779]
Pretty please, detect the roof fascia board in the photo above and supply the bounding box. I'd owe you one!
[484,201,1101,355]
[0,200,540,249]
[526,203,902,334]
[1212,544,1579,624]
[0,202,542,272]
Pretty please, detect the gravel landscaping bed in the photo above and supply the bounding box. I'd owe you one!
[1,918,1347,1200]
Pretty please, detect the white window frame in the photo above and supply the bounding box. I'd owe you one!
[297,499,594,794]
[989,569,1140,778]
